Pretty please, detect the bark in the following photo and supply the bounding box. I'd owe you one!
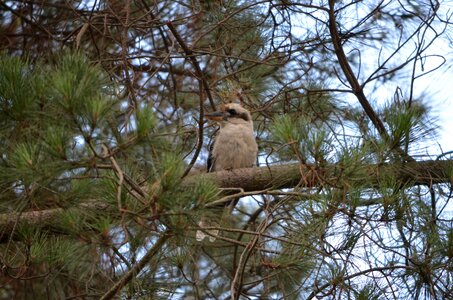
[0,201,109,243]
[184,159,453,190]
[1,160,452,242]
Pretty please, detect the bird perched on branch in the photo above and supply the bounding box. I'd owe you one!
[196,102,258,242]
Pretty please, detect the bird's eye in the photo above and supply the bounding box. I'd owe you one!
[227,109,237,115]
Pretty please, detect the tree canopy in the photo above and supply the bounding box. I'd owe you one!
[0,0,452,299]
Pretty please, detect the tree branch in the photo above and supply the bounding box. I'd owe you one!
[166,21,216,110]
[99,231,171,300]
[0,159,452,242]
[166,21,211,177]
[185,159,453,191]
[327,0,414,162]
[327,1,386,134]
[0,201,109,243]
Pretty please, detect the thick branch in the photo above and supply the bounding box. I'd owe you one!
[0,202,109,243]
[185,159,453,191]
[0,160,452,242]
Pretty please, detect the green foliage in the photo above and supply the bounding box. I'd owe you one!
[10,142,42,172]
[269,239,317,298]
[0,1,451,299]
[50,53,104,112]
[157,153,184,192]
[57,208,92,235]
[444,229,453,259]
[271,114,332,163]
[0,55,37,120]
[0,53,118,212]
[272,114,305,144]
[353,283,383,300]
[0,52,190,298]
[42,126,70,159]
[191,177,220,206]
[155,154,219,212]
[136,105,156,138]
[383,100,435,148]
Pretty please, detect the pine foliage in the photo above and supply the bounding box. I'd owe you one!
[0,1,452,299]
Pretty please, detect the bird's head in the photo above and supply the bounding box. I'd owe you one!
[205,103,252,127]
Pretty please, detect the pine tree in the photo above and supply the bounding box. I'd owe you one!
[0,1,452,299]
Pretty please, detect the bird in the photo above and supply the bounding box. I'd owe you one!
[196,102,258,242]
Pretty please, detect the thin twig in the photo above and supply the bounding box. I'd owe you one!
[166,21,216,111]
[103,145,125,212]
[99,231,171,300]
[182,81,205,178]
[230,212,270,300]
[327,0,414,162]
[166,22,214,177]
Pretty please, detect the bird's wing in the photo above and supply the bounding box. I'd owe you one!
[207,134,216,172]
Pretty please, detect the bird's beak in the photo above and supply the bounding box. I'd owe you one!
[205,111,229,121]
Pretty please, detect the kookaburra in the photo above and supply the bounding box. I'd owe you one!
[196,102,258,241]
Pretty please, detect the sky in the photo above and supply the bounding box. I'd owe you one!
[391,36,453,155]
[351,1,453,157]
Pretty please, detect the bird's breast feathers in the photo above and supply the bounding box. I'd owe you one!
[211,124,257,171]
